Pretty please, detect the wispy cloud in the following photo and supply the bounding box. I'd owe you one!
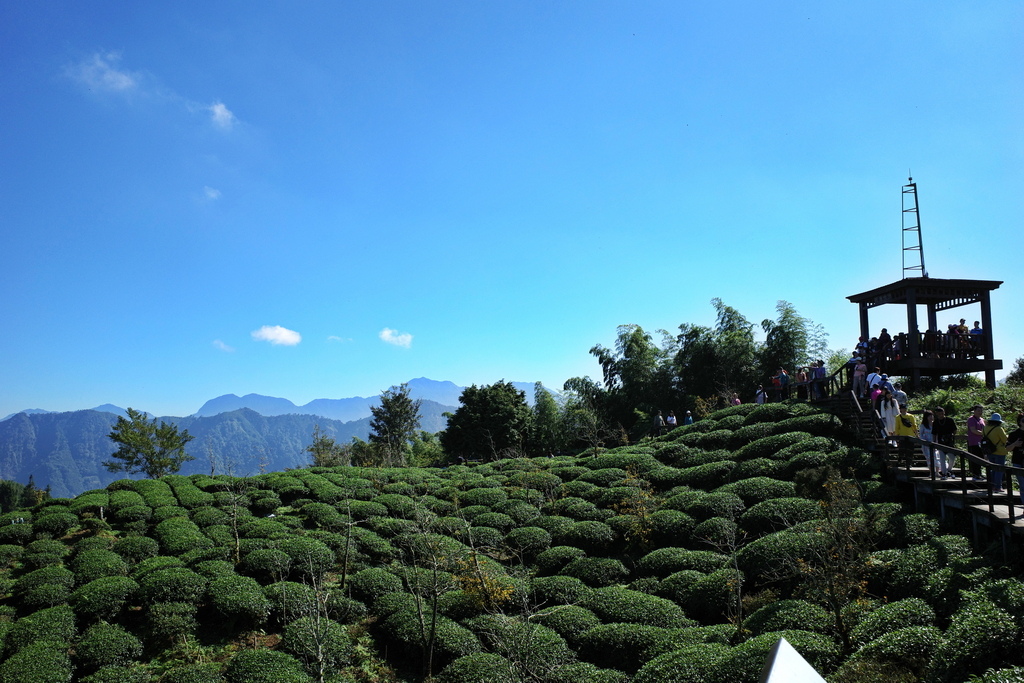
[252,325,302,346]
[379,327,413,348]
[327,335,352,343]
[67,52,138,92]
[67,52,239,132]
[212,339,235,352]
[208,102,237,130]
[204,186,222,200]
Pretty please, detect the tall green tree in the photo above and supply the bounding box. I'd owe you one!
[440,381,532,461]
[1006,356,1024,386]
[531,382,563,456]
[759,300,830,380]
[369,383,422,467]
[103,408,195,479]
[305,425,349,468]
[589,324,677,433]
[674,298,759,401]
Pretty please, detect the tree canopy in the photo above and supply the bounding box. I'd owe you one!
[440,381,532,461]
[103,408,195,480]
[369,383,423,466]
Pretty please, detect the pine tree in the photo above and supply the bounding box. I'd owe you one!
[368,384,422,466]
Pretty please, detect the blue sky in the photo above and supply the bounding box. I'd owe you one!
[2,2,1021,418]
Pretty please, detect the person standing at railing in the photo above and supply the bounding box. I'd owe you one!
[983,413,1009,493]
[812,360,827,400]
[1008,414,1024,506]
[795,367,809,401]
[932,407,958,479]
[919,410,936,477]
[967,405,987,482]
[894,404,919,463]
[970,321,984,358]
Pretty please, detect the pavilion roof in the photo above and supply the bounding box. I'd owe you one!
[847,277,1002,311]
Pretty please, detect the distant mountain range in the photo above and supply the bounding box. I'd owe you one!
[2,377,542,422]
[0,378,549,498]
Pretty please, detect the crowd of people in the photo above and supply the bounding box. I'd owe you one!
[855,319,986,369]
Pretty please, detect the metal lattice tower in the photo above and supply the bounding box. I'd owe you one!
[902,176,928,278]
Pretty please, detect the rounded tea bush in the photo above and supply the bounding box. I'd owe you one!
[208,574,272,625]
[714,477,796,506]
[72,549,129,585]
[682,492,745,522]
[535,546,587,575]
[851,597,936,646]
[348,567,403,606]
[22,538,69,569]
[161,664,222,683]
[5,604,77,654]
[559,557,629,587]
[383,608,481,671]
[744,599,833,636]
[581,586,693,628]
[638,548,729,576]
[282,616,352,672]
[504,526,552,558]
[139,567,207,605]
[0,641,74,683]
[733,432,813,460]
[739,497,822,537]
[533,601,601,643]
[632,643,732,683]
[70,576,139,622]
[556,521,616,555]
[224,649,312,683]
[75,622,143,670]
[15,565,75,607]
[436,653,512,683]
[577,623,683,674]
[112,536,159,564]
[31,511,78,538]
[648,509,696,546]
[691,517,738,548]
[718,629,839,683]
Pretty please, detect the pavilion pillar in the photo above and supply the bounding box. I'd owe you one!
[905,287,920,359]
[981,290,996,387]
[926,303,937,334]
[859,303,870,345]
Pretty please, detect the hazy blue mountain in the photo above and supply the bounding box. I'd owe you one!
[0,408,53,422]
[194,394,306,417]
[192,377,549,421]
[90,404,127,417]
[0,400,454,498]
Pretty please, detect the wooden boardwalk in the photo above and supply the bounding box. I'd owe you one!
[821,391,1024,551]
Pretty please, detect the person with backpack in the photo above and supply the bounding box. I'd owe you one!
[983,413,1010,493]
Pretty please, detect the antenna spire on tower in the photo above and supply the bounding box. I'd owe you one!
[902,177,927,279]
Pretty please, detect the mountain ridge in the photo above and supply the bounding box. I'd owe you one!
[3,377,548,423]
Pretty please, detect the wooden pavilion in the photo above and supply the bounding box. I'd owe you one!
[847,277,1003,388]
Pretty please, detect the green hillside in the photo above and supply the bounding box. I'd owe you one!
[0,401,1022,683]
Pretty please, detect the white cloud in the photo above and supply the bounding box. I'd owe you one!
[327,335,352,343]
[379,327,413,348]
[212,339,235,352]
[252,325,302,346]
[208,101,237,130]
[204,186,221,200]
[68,52,137,92]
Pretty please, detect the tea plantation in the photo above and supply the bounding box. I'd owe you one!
[2,401,1024,683]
